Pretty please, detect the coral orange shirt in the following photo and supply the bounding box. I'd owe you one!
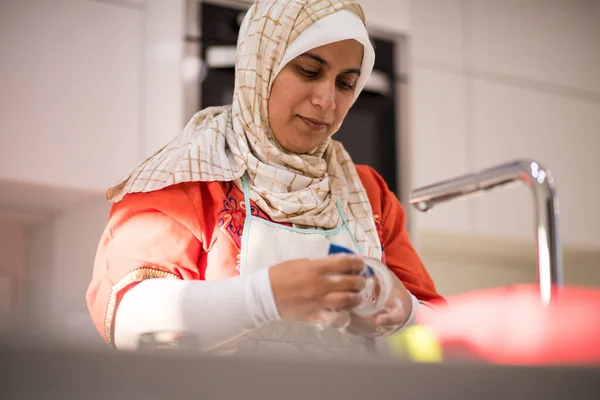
[86,165,443,344]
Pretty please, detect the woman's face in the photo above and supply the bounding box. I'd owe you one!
[268,39,364,154]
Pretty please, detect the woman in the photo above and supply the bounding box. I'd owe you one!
[86,0,443,357]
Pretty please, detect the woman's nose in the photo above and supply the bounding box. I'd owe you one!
[311,80,337,111]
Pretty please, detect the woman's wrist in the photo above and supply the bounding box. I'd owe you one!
[246,267,281,326]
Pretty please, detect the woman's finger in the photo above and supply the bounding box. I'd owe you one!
[318,254,364,275]
[314,310,351,329]
[325,274,366,293]
[374,309,407,327]
[323,291,363,311]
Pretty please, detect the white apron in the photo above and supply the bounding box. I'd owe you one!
[234,174,388,359]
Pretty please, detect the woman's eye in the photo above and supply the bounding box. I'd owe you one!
[337,80,355,91]
[298,67,319,77]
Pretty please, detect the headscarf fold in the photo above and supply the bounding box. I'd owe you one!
[106,0,382,259]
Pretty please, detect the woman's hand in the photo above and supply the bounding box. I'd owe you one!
[269,254,366,325]
[346,273,414,337]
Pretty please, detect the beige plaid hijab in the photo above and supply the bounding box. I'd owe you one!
[107,0,382,259]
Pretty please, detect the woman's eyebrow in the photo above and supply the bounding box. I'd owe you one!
[299,52,361,75]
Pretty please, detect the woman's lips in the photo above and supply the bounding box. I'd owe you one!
[299,116,329,131]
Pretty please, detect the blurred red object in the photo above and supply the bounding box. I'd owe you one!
[418,284,600,365]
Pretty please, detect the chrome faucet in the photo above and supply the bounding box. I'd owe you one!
[409,159,563,305]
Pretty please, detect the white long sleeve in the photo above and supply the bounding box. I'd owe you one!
[403,293,422,328]
[113,268,281,352]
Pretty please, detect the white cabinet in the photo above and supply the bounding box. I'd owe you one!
[0,276,11,331]
[0,220,27,330]
[49,199,111,338]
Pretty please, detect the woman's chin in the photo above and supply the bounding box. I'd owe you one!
[276,137,321,155]
[273,127,330,154]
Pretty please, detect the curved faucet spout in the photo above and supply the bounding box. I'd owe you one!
[409,159,563,305]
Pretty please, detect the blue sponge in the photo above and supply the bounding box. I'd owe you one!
[327,243,374,277]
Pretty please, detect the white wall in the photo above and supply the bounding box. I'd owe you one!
[408,0,600,294]
[359,0,410,33]
[0,0,143,192]
[143,0,186,156]
[410,0,600,246]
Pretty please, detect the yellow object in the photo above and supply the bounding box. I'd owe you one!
[388,325,443,363]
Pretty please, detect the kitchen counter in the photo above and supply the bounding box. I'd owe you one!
[1,342,598,400]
